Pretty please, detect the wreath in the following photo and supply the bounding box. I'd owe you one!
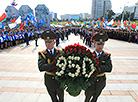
[52,43,101,97]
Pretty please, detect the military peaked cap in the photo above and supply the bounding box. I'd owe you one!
[41,30,58,42]
[92,33,108,44]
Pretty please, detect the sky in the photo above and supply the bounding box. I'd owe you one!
[0,0,138,19]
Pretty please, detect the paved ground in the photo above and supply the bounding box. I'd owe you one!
[0,33,138,102]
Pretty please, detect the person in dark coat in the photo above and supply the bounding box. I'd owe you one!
[24,30,30,46]
[56,30,60,46]
[34,30,38,47]
[84,33,113,102]
[38,30,64,102]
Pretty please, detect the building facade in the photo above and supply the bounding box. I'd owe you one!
[91,0,112,19]
[123,3,138,19]
[61,14,82,21]
[50,12,57,21]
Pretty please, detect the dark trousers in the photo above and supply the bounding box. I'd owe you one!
[46,87,64,102]
[85,76,106,102]
[35,40,38,46]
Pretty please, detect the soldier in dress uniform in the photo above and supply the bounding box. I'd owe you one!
[84,33,113,102]
[38,30,64,102]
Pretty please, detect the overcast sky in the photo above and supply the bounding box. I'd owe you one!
[0,0,138,19]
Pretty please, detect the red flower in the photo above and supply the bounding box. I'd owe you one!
[96,58,99,62]
[74,43,78,47]
[91,56,94,60]
[93,72,96,75]
[96,68,99,72]
[87,54,90,57]
[66,50,68,54]
[82,47,86,50]
[99,65,101,68]
[70,48,73,52]
[87,49,90,53]
[52,61,56,67]
[58,54,60,57]
[52,70,56,73]
[82,50,85,54]
[74,48,77,52]
[79,49,81,53]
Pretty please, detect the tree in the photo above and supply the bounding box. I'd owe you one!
[104,10,115,21]
[130,13,135,21]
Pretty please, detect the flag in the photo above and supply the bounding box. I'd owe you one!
[107,19,114,26]
[8,16,21,29]
[11,0,17,6]
[1,21,5,30]
[19,21,25,30]
[112,20,116,26]
[0,13,6,23]
[102,17,105,23]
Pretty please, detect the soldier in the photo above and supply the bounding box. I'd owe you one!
[24,29,30,46]
[84,33,113,102]
[34,30,38,47]
[38,30,64,102]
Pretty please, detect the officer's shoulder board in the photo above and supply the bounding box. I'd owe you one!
[38,49,47,59]
[56,48,61,51]
[104,51,111,55]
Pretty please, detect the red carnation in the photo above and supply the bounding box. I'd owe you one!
[87,54,90,57]
[96,68,99,72]
[82,50,85,54]
[66,50,68,54]
[52,70,56,73]
[58,54,60,57]
[79,49,81,53]
[70,48,73,52]
[99,65,101,68]
[96,58,99,62]
[52,61,56,67]
[93,72,96,75]
[91,56,94,60]
[87,49,90,53]
[74,48,77,52]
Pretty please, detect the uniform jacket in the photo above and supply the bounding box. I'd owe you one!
[38,48,61,89]
[93,51,112,73]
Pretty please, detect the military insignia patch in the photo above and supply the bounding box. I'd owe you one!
[100,39,103,42]
[46,31,50,33]
[47,37,50,39]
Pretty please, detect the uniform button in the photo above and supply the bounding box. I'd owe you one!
[52,77,54,79]
[97,79,99,81]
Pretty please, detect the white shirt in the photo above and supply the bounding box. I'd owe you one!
[95,51,102,58]
[48,48,54,54]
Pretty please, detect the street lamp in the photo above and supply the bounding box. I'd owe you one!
[121,2,129,22]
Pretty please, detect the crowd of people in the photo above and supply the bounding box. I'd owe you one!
[0,26,138,50]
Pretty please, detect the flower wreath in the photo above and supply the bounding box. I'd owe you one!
[52,43,101,97]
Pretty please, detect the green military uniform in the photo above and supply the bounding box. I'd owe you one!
[85,33,112,102]
[38,30,64,102]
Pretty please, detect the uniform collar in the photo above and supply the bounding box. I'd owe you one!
[48,48,55,54]
[95,50,102,57]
